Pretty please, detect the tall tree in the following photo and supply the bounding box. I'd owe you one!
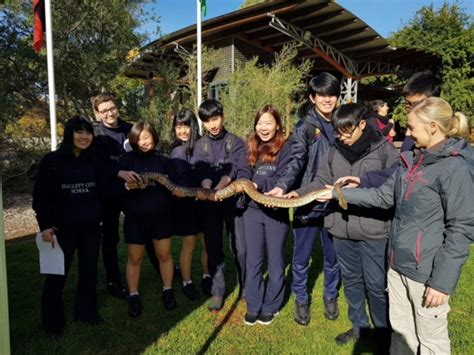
[0,0,153,128]
[389,2,473,124]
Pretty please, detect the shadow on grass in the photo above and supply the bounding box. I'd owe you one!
[7,233,237,354]
[196,295,240,355]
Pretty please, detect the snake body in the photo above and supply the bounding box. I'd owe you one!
[140,173,347,210]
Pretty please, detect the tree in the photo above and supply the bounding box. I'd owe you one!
[221,43,312,138]
[0,0,153,129]
[389,2,473,125]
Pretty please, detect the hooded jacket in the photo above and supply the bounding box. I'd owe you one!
[338,138,474,294]
[275,108,336,193]
[297,130,399,240]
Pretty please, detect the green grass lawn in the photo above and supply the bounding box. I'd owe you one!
[6,233,473,355]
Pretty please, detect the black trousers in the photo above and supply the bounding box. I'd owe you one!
[101,201,121,284]
[200,199,246,297]
[41,225,101,332]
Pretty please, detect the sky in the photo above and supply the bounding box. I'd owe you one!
[139,0,473,41]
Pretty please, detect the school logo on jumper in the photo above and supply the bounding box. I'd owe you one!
[255,165,276,175]
[314,128,321,138]
[61,182,96,194]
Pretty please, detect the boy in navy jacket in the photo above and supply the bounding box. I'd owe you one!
[192,99,246,312]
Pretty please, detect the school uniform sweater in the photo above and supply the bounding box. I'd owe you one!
[32,149,113,231]
[119,150,172,218]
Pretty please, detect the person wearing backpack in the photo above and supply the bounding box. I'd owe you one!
[192,99,246,312]
[266,73,342,325]
[317,97,474,354]
[286,103,399,348]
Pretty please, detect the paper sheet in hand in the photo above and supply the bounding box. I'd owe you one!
[35,232,65,275]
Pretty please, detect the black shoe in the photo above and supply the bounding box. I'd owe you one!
[257,312,277,325]
[162,289,177,310]
[128,294,142,318]
[201,276,212,296]
[324,297,339,320]
[244,312,259,326]
[107,282,127,299]
[294,301,310,326]
[335,328,360,345]
[182,282,199,301]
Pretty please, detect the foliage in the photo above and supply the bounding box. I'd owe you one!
[240,0,268,9]
[0,0,151,131]
[178,45,223,116]
[388,2,474,125]
[221,43,312,138]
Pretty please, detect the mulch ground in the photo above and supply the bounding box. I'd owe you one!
[2,193,37,241]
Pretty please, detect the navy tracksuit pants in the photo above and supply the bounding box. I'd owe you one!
[332,238,388,329]
[243,206,289,314]
[200,199,246,297]
[292,213,340,303]
[42,225,101,332]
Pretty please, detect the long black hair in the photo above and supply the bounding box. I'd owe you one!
[59,115,94,154]
[171,109,201,154]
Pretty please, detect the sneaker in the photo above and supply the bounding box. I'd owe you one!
[128,294,142,318]
[162,289,177,310]
[294,301,310,326]
[182,282,199,301]
[208,296,223,312]
[324,297,339,320]
[201,276,212,296]
[335,328,360,345]
[244,312,259,326]
[257,312,276,325]
[107,282,127,299]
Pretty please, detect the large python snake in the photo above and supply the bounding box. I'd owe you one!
[134,173,348,210]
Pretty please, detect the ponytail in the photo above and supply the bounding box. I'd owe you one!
[449,112,470,140]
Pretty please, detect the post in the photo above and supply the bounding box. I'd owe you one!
[0,175,11,354]
[45,0,57,151]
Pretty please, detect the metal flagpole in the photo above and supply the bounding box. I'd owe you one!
[0,175,11,354]
[196,0,203,132]
[45,0,57,151]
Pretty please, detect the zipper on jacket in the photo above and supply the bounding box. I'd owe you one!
[403,154,425,201]
[415,229,423,268]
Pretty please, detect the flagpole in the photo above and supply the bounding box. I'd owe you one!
[196,0,203,132]
[45,0,57,151]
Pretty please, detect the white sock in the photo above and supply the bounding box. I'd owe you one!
[202,274,211,279]
[183,280,193,287]
[129,291,139,296]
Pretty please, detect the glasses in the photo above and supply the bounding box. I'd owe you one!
[335,125,359,139]
[98,106,117,115]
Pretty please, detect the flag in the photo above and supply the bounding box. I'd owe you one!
[33,0,45,52]
[201,0,207,17]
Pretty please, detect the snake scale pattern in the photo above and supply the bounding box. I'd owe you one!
[139,173,348,210]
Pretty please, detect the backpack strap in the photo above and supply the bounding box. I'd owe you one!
[225,134,235,157]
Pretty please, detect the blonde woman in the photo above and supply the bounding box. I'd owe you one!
[318,97,473,354]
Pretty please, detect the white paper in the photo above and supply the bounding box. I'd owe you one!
[35,232,65,275]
